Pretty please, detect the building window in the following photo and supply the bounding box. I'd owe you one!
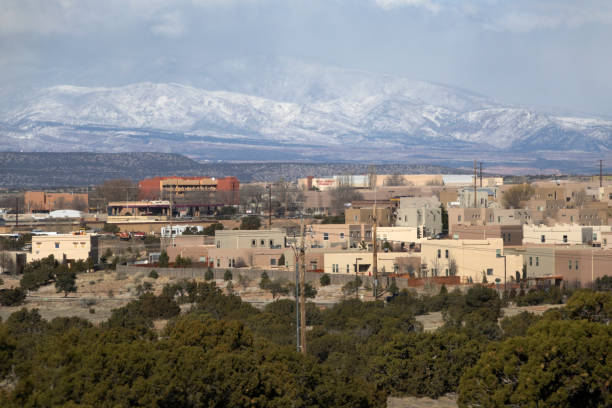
[487,268,493,276]
[529,256,533,266]
[216,241,220,248]
[568,260,572,270]
[458,215,462,222]
[536,257,539,267]
[216,259,220,267]
[508,233,511,241]
[270,259,277,266]
[445,268,449,276]
[541,235,546,243]
[323,233,329,241]
[269,239,274,247]
[346,264,350,273]
[437,249,441,258]
[340,232,345,239]
[251,239,256,247]
[575,260,579,269]
[445,249,449,258]
[563,235,568,243]
[55,242,60,248]
[260,239,265,246]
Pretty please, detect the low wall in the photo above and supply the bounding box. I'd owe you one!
[116,265,415,289]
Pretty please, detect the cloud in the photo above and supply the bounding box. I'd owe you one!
[150,10,185,37]
[372,0,612,32]
[484,2,612,33]
[374,0,441,13]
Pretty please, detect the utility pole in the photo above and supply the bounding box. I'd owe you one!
[15,198,18,229]
[473,160,478,208]
[293,232,300,353]
[268,184,272,230]
[600,159,603,188]
[372,202,378,298]
[169,187,174,247]
[479,162,483,187]
[299,214,306,354]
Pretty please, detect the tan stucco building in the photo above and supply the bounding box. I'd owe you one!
[29,233,98,263]
[420,238,522,285]
[214,229,286,250]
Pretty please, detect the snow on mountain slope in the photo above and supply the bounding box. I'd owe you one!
[3,59,612,156]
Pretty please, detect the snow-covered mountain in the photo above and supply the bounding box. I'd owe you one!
[2,58,611,160]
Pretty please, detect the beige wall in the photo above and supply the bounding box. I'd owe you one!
[452,224,523,246]
[323,251,401,275]
[214,229,286,250]
[345,207,393,227]
[377,226,418,243]
[554,248,612,287]
[420,238,522,284]
[206,248,287,269]
[29,233,97,262]
[523,225,592,245]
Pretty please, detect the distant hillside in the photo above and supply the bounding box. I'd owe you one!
[0,152,466,189]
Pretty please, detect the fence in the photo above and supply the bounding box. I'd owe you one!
[116,265,418,290]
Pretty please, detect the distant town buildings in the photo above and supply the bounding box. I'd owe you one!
[25,191,89,213]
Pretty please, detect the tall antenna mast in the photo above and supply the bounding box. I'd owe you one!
[299,214,306,354]
[600,159,603,188]
[473,160,477,208]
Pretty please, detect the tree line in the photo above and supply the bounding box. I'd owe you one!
[0,277,610,406]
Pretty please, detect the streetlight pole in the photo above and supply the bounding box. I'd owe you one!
[497,252,507,295]
[355,257,362,299]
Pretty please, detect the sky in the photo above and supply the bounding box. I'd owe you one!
[2,0,612,117]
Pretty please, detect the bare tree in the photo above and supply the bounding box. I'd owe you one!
[53,196,67,210]
[72,196,88,212]
[240,184,266,214]
[0,251,15,275]
[330,185,363,214]
[384,173,407,186]
[90,179,140,207]
[573,190,587,208]
[502,184,535,209]
[448,257,458,276]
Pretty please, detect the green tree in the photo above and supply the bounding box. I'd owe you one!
[440,204,448,234]
[259,271,271,289]
[158,250,169,267]
[174,254,192,267]
[148,270,159,279]
[458,319,612,407]
[278,253,285,266]
[203,222,224,235]
[223,270,233,281]
[564,289,612,323]
[239,215,261,230]
[320,273,331,286]
[0,288,26,306]
[204,268,214,281]
[102,223,120,233]
[55,265,76,297]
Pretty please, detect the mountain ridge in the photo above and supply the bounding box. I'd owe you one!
[2,59,611,160]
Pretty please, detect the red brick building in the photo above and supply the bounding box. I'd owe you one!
[138,176,239,205]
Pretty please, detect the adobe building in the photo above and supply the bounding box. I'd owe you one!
[138,176,239,205]
[29,232,98,263]
[25,191,89,213]
[420,238,523,285]
[306,224,372,249]
[452,224,523,246]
